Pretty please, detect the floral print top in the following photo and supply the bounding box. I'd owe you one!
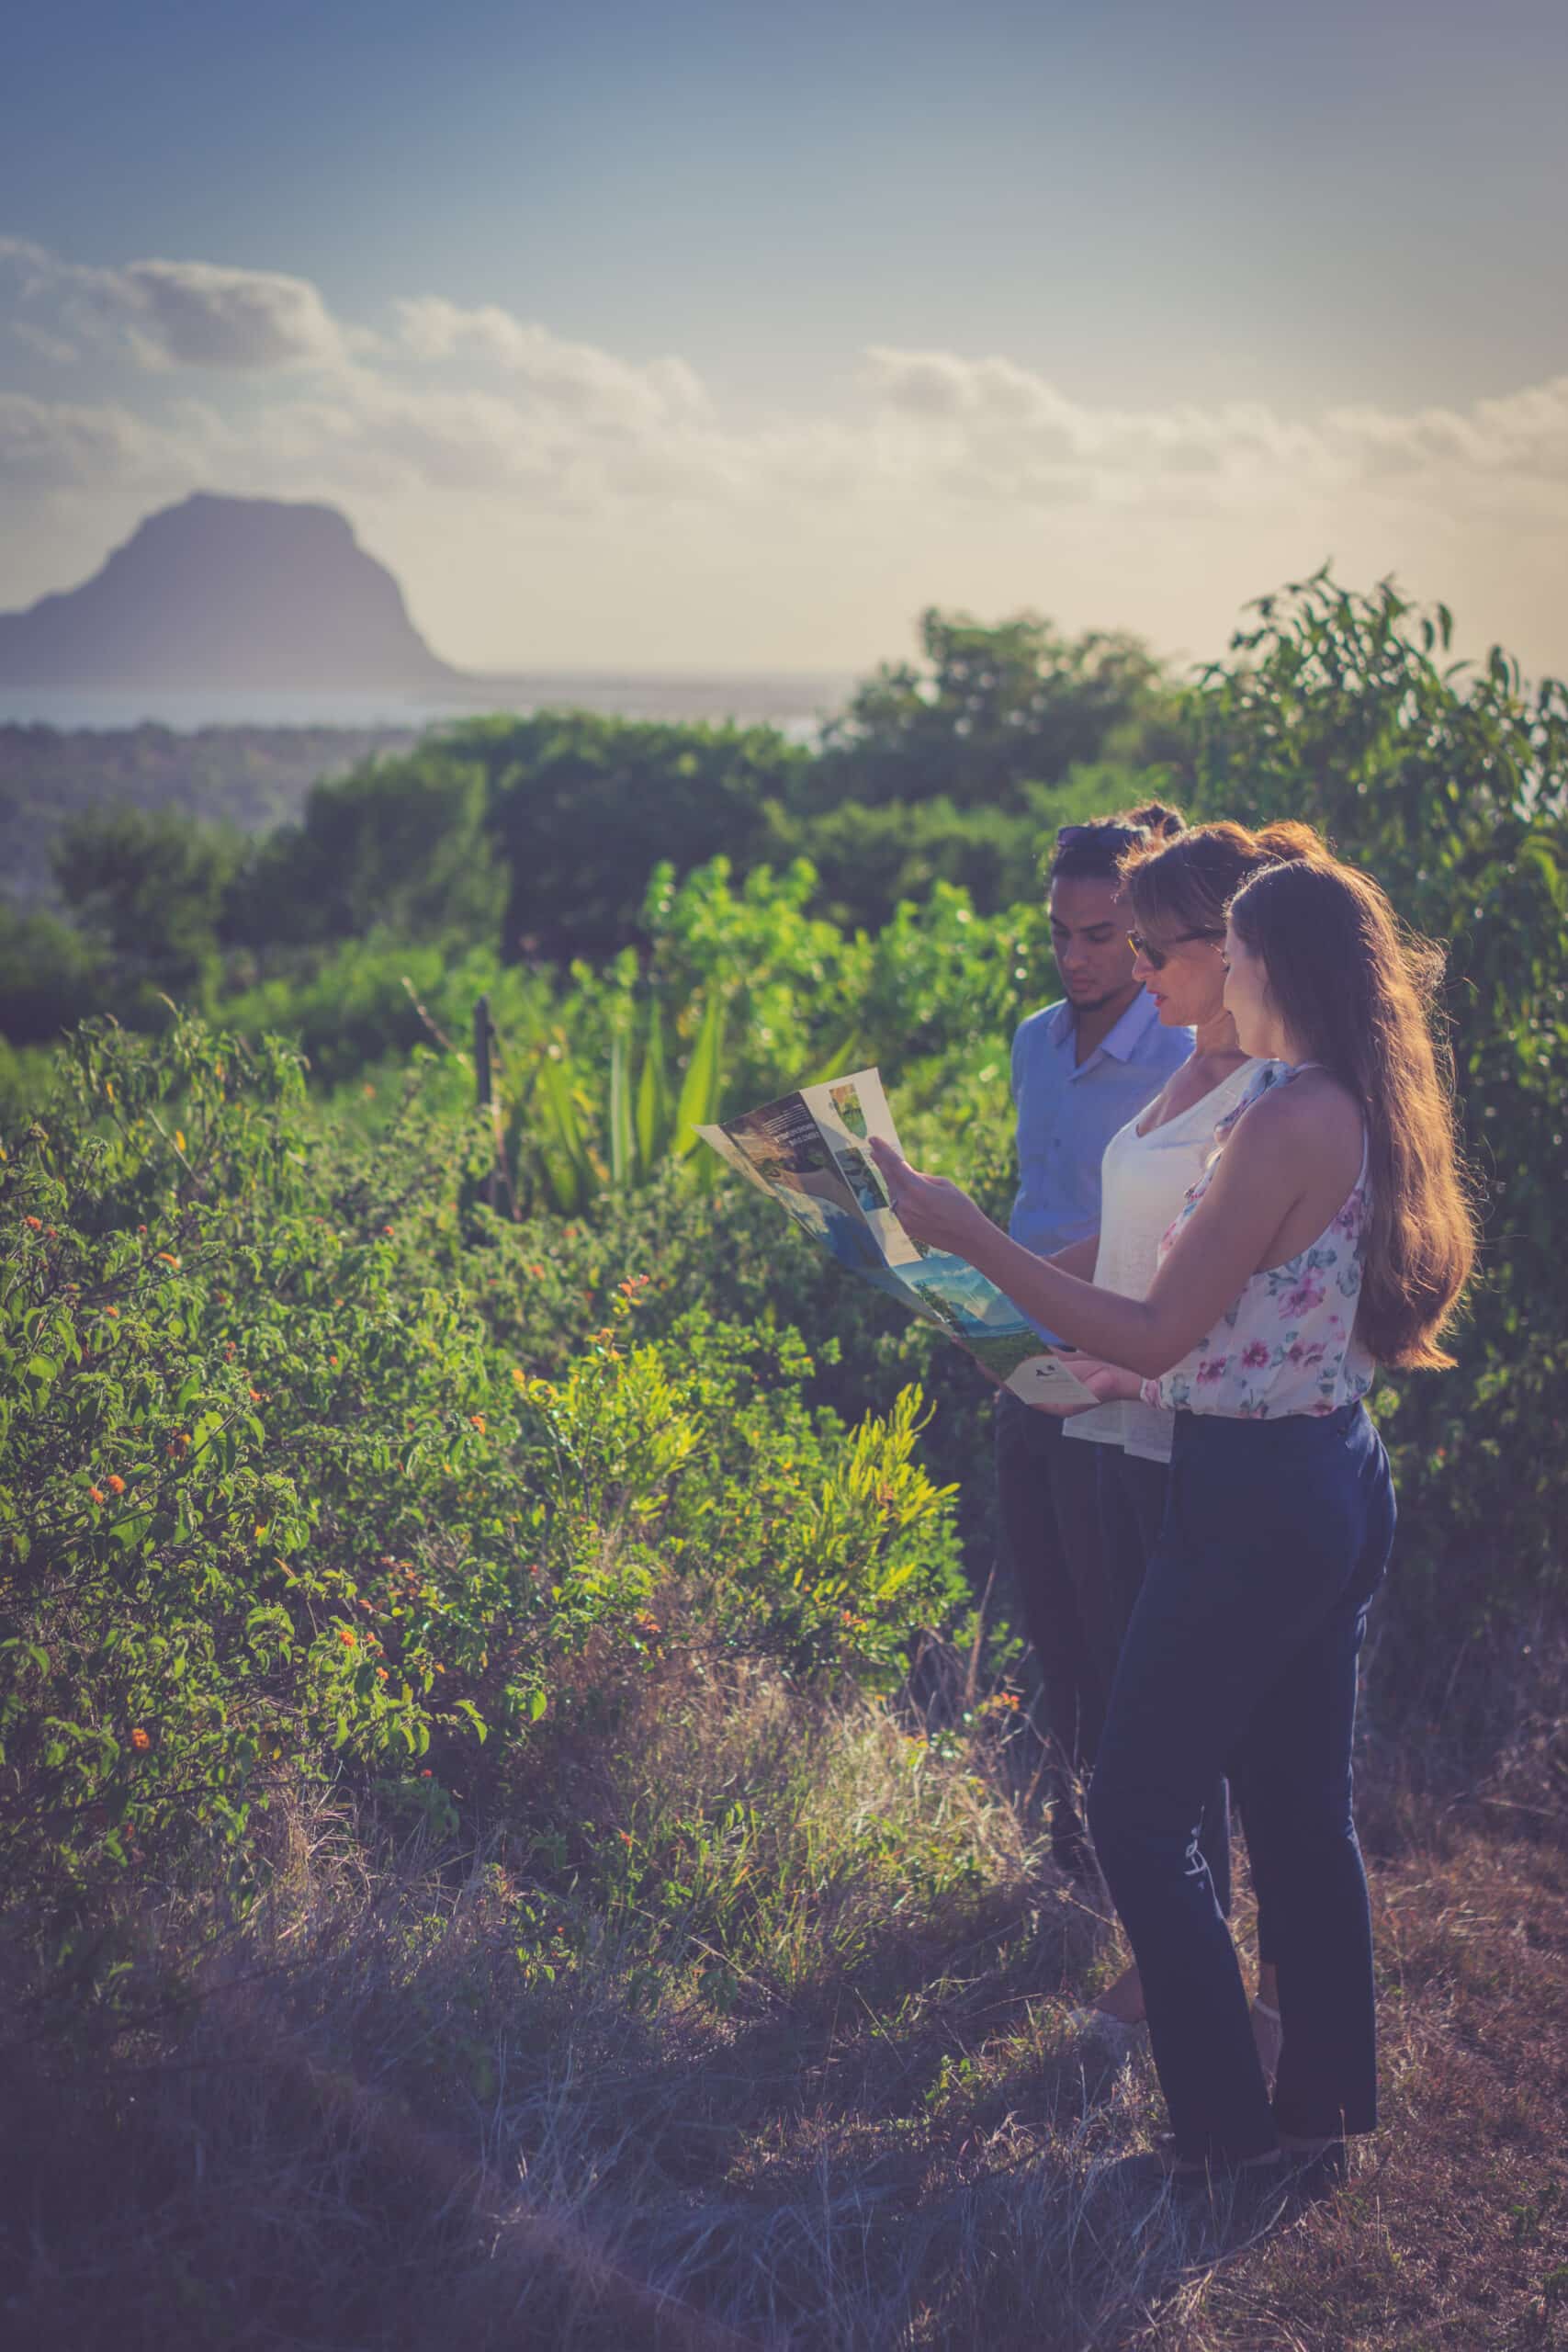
[1140,1062,1375,1419]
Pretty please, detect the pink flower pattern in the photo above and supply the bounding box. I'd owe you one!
[1138,1064,1375,1421]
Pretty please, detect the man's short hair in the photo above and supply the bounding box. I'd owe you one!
[1046,800,1185,887]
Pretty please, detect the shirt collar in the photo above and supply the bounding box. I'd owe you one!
[1098,987,1162,1062]
[1048,987,1160,1064]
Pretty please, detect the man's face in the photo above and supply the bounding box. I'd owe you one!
[1048,874,1139,1013]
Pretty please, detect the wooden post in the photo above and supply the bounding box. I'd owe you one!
[473,994,492,1110]
[474,994,494,1213]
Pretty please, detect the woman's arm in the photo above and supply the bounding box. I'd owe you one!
[870,1100,1313,1378]
[1046,1234,1099,1281]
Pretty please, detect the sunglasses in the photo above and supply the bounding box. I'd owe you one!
[1127,928,1224,971]
[1055,822,1145,853]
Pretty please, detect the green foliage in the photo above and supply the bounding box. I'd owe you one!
[230,746,506,949]
[803,606,1179,812]
[0,718,418,908]
[0,1016,964,1944]
[0,903,106,1047]
[3,575,1565,1919]
[218,931,540,1091]
[762,765,1132,929]
[52,803,242,1008]
[475,708,807,963]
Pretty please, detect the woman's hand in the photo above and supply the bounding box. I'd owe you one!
[867,1136,989,1257]
[1024,1355,1145,1415]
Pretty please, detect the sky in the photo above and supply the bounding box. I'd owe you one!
[2,0,1566,680]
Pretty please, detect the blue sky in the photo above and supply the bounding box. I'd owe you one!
[3,0,1565,673]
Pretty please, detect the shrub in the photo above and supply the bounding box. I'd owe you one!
[0,1016,965,1961]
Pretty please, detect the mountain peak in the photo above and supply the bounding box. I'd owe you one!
[0,495,461,689]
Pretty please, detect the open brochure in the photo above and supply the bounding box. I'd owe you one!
[699,1068,1097,1408]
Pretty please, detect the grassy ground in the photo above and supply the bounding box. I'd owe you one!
[4,1655,1565,2351]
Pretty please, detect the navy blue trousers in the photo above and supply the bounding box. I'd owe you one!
[993,1392,1109,1859]
[1094,1444,1234,1922]
[1087,1401,1395,2163]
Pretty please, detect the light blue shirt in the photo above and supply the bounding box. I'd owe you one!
[1009,989,1193,1340]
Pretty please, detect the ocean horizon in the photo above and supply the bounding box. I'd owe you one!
[0,673,852,739]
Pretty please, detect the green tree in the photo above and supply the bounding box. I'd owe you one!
[51,805,240,1004]
[231,748,505,948]
[801,608,1178,813]
[478,711,807,965]
[0,904,104,1046]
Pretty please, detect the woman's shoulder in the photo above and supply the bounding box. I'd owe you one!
[1228,1066,1361,1160]
[1209,1057,1272,1112]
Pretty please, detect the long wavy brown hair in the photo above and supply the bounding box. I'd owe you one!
[1119,817,1322,934]
[1227,850,1477,1370]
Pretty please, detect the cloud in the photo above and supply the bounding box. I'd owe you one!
[11,320,79,366]
[395,296,711,432]
[5,237,1568,597]
[0,390,201,490]
[861,346,1341,503]
[1325,379,1568,484]
[0,237,355,372]
[111,258,353,371]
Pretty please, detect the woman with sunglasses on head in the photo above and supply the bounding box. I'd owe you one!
[1051,821,1319,2068]
[871,841,1475,2187]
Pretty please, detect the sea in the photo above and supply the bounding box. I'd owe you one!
[0,675,851,741]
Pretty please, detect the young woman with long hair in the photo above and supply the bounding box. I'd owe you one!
[871,840,1475,2183]
[1050,820,1321,2068]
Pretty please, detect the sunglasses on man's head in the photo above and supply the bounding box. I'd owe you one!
[1127,929,1224,970]
[1055,822,1145,854]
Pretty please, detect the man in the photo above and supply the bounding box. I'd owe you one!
[995,808,1191,1871]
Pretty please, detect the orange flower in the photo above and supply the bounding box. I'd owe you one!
[529,1263,546,1278]
[330,1354,340,1367]
[249,1387,262,1402]
[339,1628,355,1647]
[103,1305,118,1318]
[24,1215,41,1231]
[107,1474,126,1494]
[137,1223,147,1235]
[469,1413,486,1433]
[618,1830,633,1846]
[89,1485,106,1505]
[130,1727,151,1751]
[156,1251,181,1267]
[382,1225,394,1238]
[420,1768,433,1778]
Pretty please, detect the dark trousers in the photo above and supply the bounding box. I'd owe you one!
[1088,1402,1395,2164]
[1095,1444,1233,1920]
[992,1391,1111,1853]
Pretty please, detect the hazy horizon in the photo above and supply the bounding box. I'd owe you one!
[3,0,1565,682]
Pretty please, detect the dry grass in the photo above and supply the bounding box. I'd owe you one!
[3,1659,1565,2352]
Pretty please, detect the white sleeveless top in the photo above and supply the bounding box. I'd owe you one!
[1065,1057,1269,1464]
[1141,1061,1376,1419]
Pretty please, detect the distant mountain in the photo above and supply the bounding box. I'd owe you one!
[0,494,462,689]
